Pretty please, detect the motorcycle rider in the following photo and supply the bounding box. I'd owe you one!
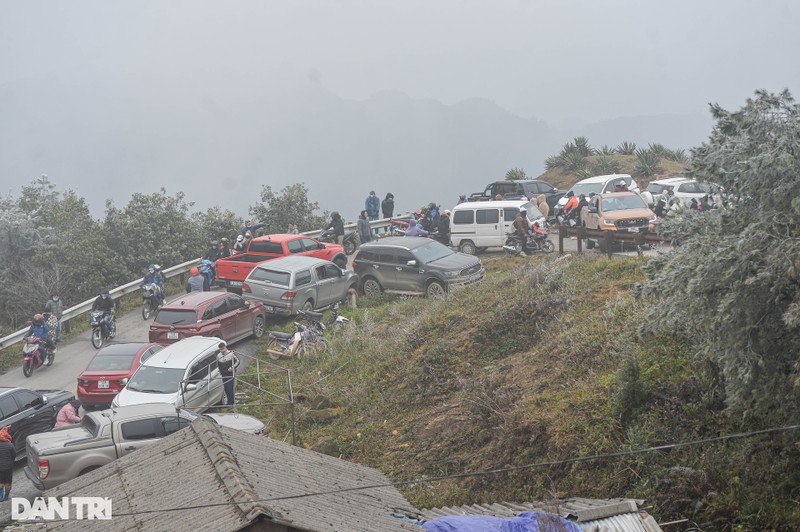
[561,191,579,224]
[326,212,345,245]
[404,219,429,237]
[91,291,115,338]
[142,264,165,306]
[513,208,532,252]
[43,293,63,343]
[26,314,55,355]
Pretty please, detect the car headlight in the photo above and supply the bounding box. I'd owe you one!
[648,215,657,223]
[445,270,460,278]
[602,219,615,226]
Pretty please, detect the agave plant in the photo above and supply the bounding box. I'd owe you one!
[615,141,637,155]
[598,145,615,156]
[591,155,622,175]
[562,151,586,172]
[647,143,670,158]
[576,167,594,180]
[634,148,662,177]
[544,155,564,170]
[573,136,593,156]
[665,148,689,163]
[559,142,578,158]
[505,167,527,181]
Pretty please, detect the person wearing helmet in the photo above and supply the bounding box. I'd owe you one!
[26,313,54,353]
[142,264,165,306]
[44,293,64,343]
[512,208,533,253]
[404,218,429,237]
[204,240,222,262]
[185,267,207,293]
[233,234,246,253]
[326,211,345,244]
[91,291,115,338]
[219,238,232,258]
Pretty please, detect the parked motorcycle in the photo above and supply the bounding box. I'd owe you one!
[319,229,358,255]
[266,321,328,360]
[22,336,54,378]
[297,304,350,336]
[503,230,555,256]
[90,310,117,349]
[141,283,160,320]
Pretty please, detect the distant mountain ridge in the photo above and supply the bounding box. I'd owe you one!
[0,72,712,218]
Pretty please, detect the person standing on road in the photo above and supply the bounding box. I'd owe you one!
[186,267,207,293]
[0,426,15,501]
[216,342,239,408]
[365,190,380,235]
[381,193,394,219]
[357,210,372,244]
[536,194,550,220]
[44,293,64,343]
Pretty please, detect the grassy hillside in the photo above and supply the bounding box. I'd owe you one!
[537,153,688,191]
[243,255,800,530]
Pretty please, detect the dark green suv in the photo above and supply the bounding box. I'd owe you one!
[352,237,485,298]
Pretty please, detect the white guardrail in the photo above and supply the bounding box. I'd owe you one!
[0,215,412,351]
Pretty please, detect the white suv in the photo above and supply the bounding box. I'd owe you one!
[644,177,711,206]
[553,174,639,217]
[112,337,226,412]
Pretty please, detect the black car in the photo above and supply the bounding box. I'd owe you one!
[0,387,74,458]
[470,180,565,213]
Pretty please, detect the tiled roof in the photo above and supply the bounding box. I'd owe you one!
[41,418,419,531]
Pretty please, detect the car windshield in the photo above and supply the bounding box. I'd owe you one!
[248,267,290,286]
[87,354,136,372]
[571,183,604,197]
[126,366,185,394]
[601,195,647,212]
[412,241,454,264]
[154,309,197,326]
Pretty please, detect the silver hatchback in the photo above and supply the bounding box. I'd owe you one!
[242,255,359,315]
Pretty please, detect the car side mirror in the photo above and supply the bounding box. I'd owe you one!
[319,243,326,249]
[407,260,418,267]
[184,383,198,392]
[32,396,45,409]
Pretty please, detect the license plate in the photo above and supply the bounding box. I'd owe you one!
[264,305,275,312]
[98,380,109,389]
[627,227,640,233]
[229,281,242,287]
[167,332,179,340]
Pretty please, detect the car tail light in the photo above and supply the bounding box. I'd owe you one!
[78,379,90,387]
[38,459,50,479]
[242,283,251,293]
[280,291,297,301]
[351,260,358,268]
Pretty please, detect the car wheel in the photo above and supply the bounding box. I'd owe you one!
[459,240,477,255]
[301,300,314,312]
[361,277,382,296]
[334,256,348,269]
[587,239,595,250]
[252,315,265,339]
[426,281,446,299]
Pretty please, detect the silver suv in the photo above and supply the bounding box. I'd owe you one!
[352,237,485,298]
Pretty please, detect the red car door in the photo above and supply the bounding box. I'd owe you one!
[223,296,251,339]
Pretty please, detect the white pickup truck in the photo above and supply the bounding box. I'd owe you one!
[25,403,265,490]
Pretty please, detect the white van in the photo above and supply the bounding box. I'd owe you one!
[450,200,544,255]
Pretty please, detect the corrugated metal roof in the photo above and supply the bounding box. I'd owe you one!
[40,418,418,531]
[419,498,662,532]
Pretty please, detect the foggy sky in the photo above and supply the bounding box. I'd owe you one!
[1,0,798,219]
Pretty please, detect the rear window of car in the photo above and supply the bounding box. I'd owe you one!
[356,250,378,261]
[249,267,291,287]
[248,241,283,254]
[87,355,137,371]
[154,309,198,326]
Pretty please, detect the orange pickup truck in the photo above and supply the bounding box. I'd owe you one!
[581,192,657,235]
[215,234,348,293]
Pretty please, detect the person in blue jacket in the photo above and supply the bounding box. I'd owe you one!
[26,314,55,353]
[241,220,266,237]
[142,264,165,306]
[365,190,381,236]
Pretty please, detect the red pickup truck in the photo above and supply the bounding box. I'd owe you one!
[216,234,348,293]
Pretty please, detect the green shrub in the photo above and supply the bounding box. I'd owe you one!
[634,148,662,177]
[591,155,622,175]
[573,136,593,156]
[615,141,637,155]
[598,145,616,156]
[561,151,586,172]
[544,155,564,170]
